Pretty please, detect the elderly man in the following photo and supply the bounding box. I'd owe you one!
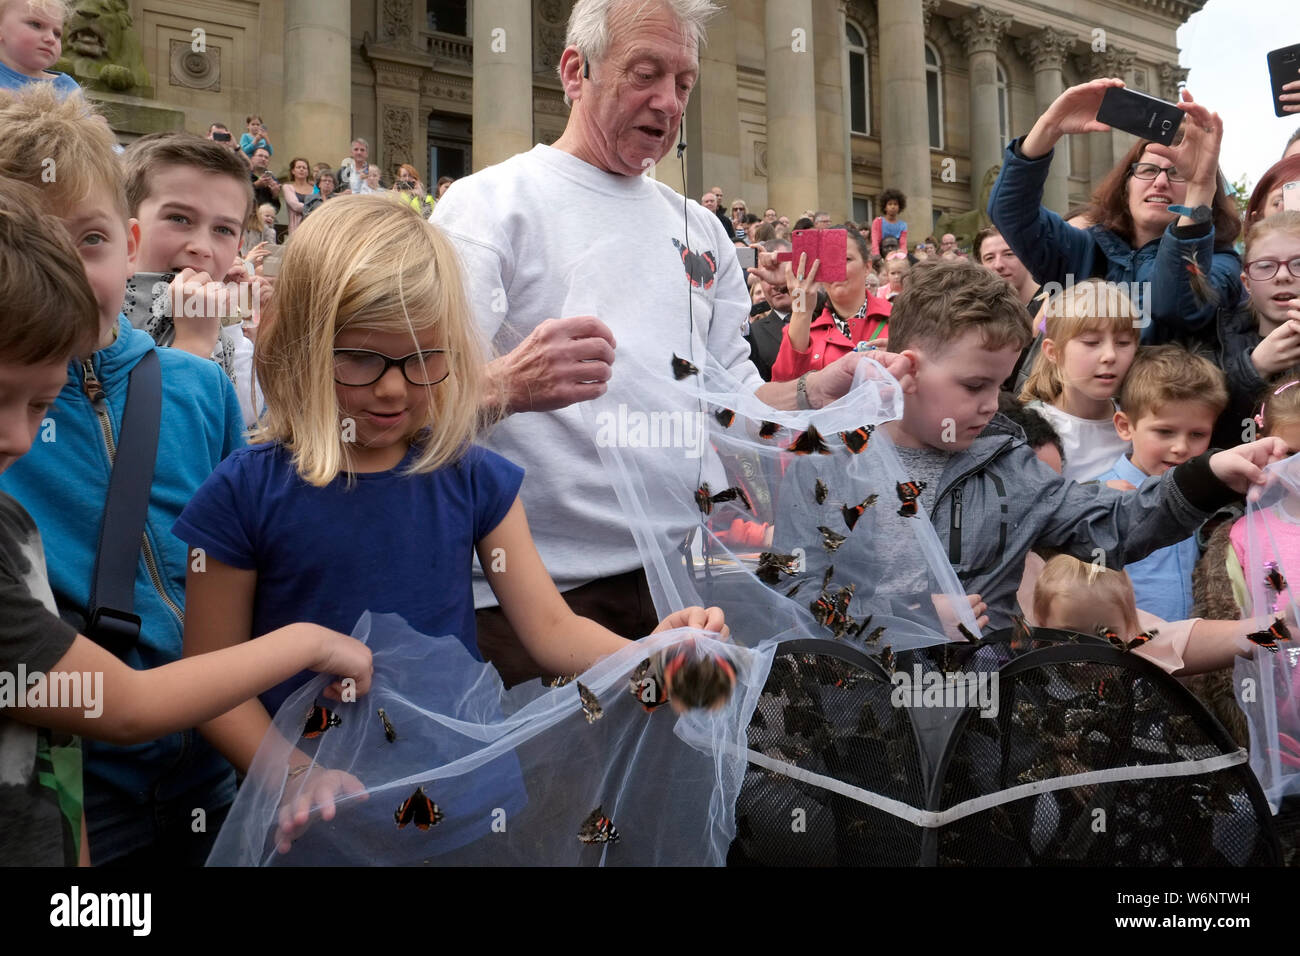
[432,0,908,683]
[940,233,963,260]
[336,138,370,193]
[701,189,731,235]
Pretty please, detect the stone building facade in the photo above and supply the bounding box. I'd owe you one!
[88,0,1201,233]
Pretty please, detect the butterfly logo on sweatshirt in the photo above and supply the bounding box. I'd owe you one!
[672,238,717,290]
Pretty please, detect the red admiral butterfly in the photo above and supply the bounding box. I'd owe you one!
[814,479,828,505]
[695,482,753,516]
[840,425,874,454]
[577,681,603,723]
[715,408,736,428]
[377,707,396,743]
[1097,624,1150,652]
[302,705,341,739]
[895,480,926,518]
[1010,613,1032,651]
[1246,617,1293,652]
[628,658,670,712]
[787,425,831,455]
[578,806,620,844]
[394,785,445,830]
[817,525,846,552]
[671,354,699,379]
[758,420,781,439]
[876,645,896,676]
[863,624,885,644]
[755,551,800,585]
[956,622,981,645]
[841,494,878,531]
[659,645,736,710]
[1266,563,1287,595]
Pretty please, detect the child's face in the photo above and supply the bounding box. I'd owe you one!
[1045,327,1137,405]
[59,190,139,345]
[1114,400,1215,477]
[884,200,900,217]
[896,329,1020,452]
[333,325,443,473]
[1269,421,1300,456]
[134,165,246,278]
[1041,587,1137,641]
[0,2,62,76]
[0,357,66,474]
[1243,230,1300,327]
[260,206,276,227]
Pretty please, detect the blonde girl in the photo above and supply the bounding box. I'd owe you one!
[1020,278,1140,481]
[175,195,724,848]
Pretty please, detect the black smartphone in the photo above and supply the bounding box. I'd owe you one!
[1268,43,1300,118]
[212,131,232,142]
[1096,87,1185,146]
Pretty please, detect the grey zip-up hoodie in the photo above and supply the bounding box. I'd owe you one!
[928,414,1238,629]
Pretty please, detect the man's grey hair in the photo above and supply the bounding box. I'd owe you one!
[561,0,719,105]
[352,138,369,149]
[761,238,792,253]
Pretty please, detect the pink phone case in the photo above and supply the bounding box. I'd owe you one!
[777,229,848,282]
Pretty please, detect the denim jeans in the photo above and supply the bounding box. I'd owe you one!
[86,773,236,866]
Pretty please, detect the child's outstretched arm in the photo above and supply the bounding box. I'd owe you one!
[10,620,370,746]
[479,499,726,677]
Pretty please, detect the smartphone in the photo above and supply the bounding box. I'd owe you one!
[788,228,847,282]
[735,246,758,269]
[1285,182,1300,213]
[1096,87,1185,146]
[212,131,232,142]
[1268,44,1300,118]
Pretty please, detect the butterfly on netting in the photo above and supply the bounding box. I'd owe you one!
[546,674,576,688]
[755,551,801,585]
[840,425,874,454]
[394,785,444,830]
[1097,624,1153,652]
[841,494,878,532]
[377,707,396,743]
[302,705,341,739]
[758,420,781,439]
[694,482,753,516]
[811,584,857,639]
[956,622,982,646]
[671,354,698,379]
[628,658,670,712]
[578,806,620,844]
[862,623,885,644]
[817,525,846,552]
[659,644,736,710]
[714,408,736,428]
[577,681,603,723]
[876,645,896,676]
[1010,613,1032,651]
[896,480,926,518]
[785,581,803,598]
[788,425,831,455]
[814,479,829,505]
[1246,616,1294,653]
[1266,562,1287,595]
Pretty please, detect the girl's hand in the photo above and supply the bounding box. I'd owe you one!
[1251,313,1300,378]
[243,241,270,269]
[1209,437,1292,497]
[654,605,729,639]
[1021,77,1126,159]
[273,766,368,854]
[304,624,373,699]
[1145,89,1223,190]
[168,268,223,357]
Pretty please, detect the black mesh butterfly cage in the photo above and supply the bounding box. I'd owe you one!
[728,627,1282,866]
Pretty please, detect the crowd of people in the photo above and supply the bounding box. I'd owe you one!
[3,0,1300,869]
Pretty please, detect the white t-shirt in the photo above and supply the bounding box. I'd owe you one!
[433,145,761,605]
[1025,400,1130,483]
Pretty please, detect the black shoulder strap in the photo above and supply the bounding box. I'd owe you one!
[87,349,162,658]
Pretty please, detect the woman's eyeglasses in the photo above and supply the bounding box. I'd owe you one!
[1245,258,1300,281]
[332,348,450,387]
[1129,162,1187,183]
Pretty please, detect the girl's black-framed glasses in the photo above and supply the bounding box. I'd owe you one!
[332,348,451,387]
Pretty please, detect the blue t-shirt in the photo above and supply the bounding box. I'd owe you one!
[173,441,524,715]
[0,61,79,98]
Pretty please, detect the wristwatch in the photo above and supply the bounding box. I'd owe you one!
[796,372,813,410]
[1168,204,1211,224]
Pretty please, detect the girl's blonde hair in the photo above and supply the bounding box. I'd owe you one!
[1033,554,1141,637]
[252,194,486,486]
[1019,278,1141,404]
[1257,374,1300,439]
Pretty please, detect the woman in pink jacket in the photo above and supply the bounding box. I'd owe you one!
[771,224,891,382]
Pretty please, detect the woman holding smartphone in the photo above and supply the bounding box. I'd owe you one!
[988,77,1241,347]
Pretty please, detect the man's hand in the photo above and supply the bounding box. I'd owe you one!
[487,315,616,415]
[808,350,915,408]
[1209,437,1292,496]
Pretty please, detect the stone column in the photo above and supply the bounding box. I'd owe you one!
[1108,48,1138,162]
[473,0,534,171]
[1158,62,1189,103]
[955,6,1012,211]
[878,0,932,234]
[1017,27,1074,215]
[283,0,351,168]
[764,0,820,220]
[1083,51,1117,195]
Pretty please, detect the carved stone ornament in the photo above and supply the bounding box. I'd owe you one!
[953,6,1011,57]
[383,106,415,166]
[382,0,413,41]
[53,0,151,93]
[921,0,943,32]
[168,39,220,91]
[1158,62,1189,101]
[754,141,767,178]
[1015,27,1074,74]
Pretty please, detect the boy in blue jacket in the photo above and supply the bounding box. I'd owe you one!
[0,83,244,864]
